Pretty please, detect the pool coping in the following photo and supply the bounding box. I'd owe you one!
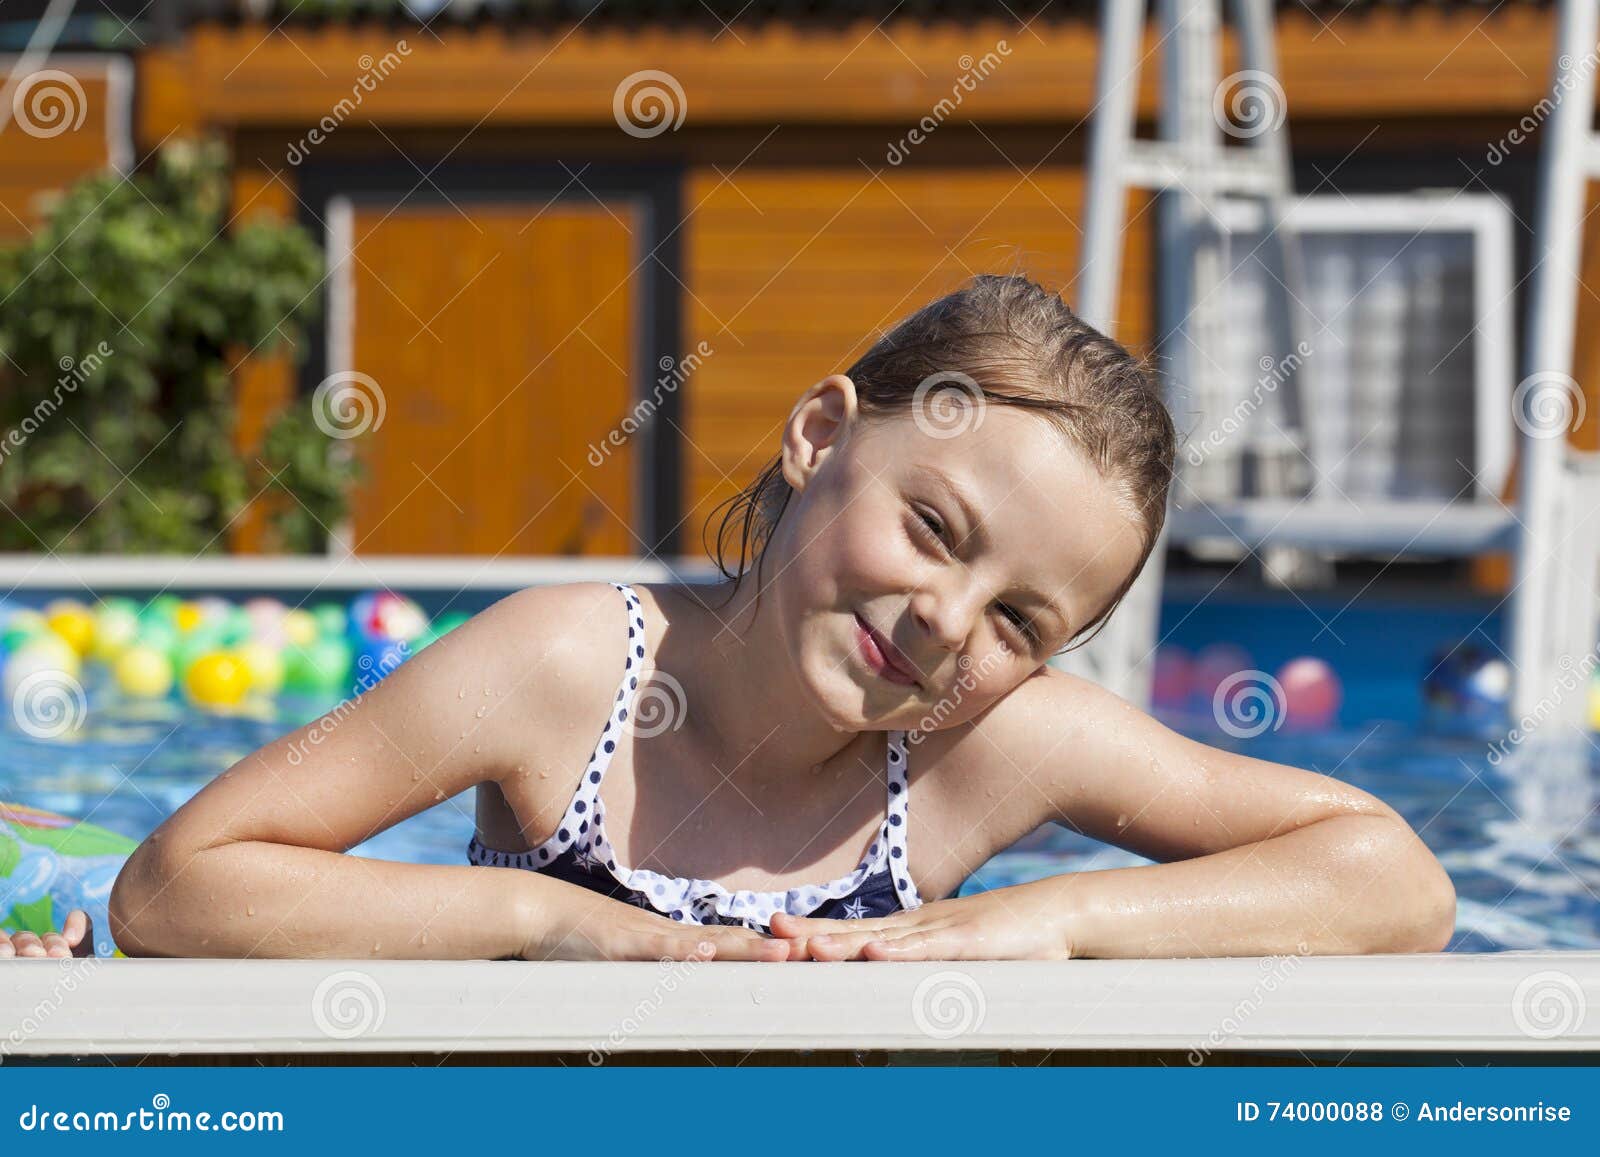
[3,953,1597,1057]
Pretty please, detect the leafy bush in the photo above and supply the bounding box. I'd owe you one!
[0,138,357,553]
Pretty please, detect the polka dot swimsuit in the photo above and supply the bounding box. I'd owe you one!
[467,582,923,931]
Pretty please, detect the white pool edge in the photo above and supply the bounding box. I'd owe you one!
[4,954,1597,1057]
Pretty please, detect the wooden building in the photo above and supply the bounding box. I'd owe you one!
[3,0,1597,570]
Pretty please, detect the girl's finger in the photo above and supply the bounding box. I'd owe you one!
[0,932,13,958]
[7,931,46,957]
[60,908,89,949]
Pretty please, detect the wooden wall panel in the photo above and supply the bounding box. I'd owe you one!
[680,166,1152,556]
[345,202,637,556]
[0,62,127,239]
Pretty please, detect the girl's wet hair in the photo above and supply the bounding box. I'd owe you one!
[702,273,1176,655]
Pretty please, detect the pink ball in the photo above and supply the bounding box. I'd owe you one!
[1192,643,1254,701]
[1151,646,1193,708]
[1277,657,1342,729]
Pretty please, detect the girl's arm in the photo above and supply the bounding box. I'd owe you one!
[775,666,1455,960]
[109,584,785,962]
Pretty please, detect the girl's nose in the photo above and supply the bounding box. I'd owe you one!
[911,581,978,653]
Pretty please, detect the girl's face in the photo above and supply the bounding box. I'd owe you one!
[773,374,1148,732]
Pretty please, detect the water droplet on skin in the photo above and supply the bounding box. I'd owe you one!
[412,770,422,782]
[538,769,550,779]
[246,906,256,917]
[1116,814,1129,827]
[200,938,210,947]
[434,790,444,800]
[373,942,381,954]
[457,688,465,699]
[474,744,481,753]
[421,931,430,946]
[476,706,487,718]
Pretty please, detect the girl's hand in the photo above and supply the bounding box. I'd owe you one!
[0,909,95,959]
[770,880,1074,961]
[522,885,797,962]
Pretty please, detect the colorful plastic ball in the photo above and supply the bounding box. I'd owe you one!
[175,626,224,672]
[174,601,205,633]
[235,641,286,696]
[45,605,96,657]
[91,603,142,662]
[143,594,182,624]
[184,652,252,708]
[1151,646,1193,710]
[432,611,471,637]
[244,597,286,633]
[1589,672,1600,732]
[218,606,254,647]
[354,638,410,690]
[135,619,179,657]
[282,609,319,648]
[1,609,48,653]
[2,639,82,715]
[350,592,427,644]
[114,646,175,699]
[312,603,348,638]
[285,637,353,694]
[1276,657,1342,730]
[7,634,80,680]
[1422,643,1510,732]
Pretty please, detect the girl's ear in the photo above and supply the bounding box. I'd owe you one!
[780,374,859,492]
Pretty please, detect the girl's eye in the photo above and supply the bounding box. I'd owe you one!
[912,508,949,552]
[997,603,1038,646]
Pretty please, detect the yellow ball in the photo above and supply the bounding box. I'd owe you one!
[1589,674,1600,731]
[114,646,175,699]
[282,609,319,648]
[92,605,141,662]
[16,633,80,679]
[184,652,251,708]
[174,602,205,633]
[46,607,96,657]
[235,641,285,696]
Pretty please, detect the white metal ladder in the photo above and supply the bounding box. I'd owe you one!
[1058,0,1312,705]
[1509,0,1600,731]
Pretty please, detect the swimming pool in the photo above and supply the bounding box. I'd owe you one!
[3,571,1596,955]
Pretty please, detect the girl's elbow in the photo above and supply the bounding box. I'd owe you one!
[109,837,200,957]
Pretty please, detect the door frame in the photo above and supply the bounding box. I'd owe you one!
[294,158,684,556]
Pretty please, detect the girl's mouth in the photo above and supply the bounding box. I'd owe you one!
[854,614,919,688]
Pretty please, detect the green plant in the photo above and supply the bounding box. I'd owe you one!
[0,138,357,553]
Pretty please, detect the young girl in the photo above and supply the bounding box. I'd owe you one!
[104,274,1455,963]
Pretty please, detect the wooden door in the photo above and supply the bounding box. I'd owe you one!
[344,201,638,555]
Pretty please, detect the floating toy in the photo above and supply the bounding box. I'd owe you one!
[2,801,137,958]
[114,645,175,699]
[1422,643,1510,733]
[350,591,427,645]
[1276,656,1342,730]
[184,652,251,709]
[285,636,353,695]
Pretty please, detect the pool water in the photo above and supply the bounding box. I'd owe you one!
[3,582,1596,954]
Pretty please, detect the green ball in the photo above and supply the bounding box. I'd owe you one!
[144,594,183,624]
[313,603,348,638]
[218,606,253,646]
[1,610,47,653]
[99,596,141,618]
[411,624,441,652]
[285,637,352,693]
[136,619,179,656]
[175,626,224,672]
[434,612,471,636]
